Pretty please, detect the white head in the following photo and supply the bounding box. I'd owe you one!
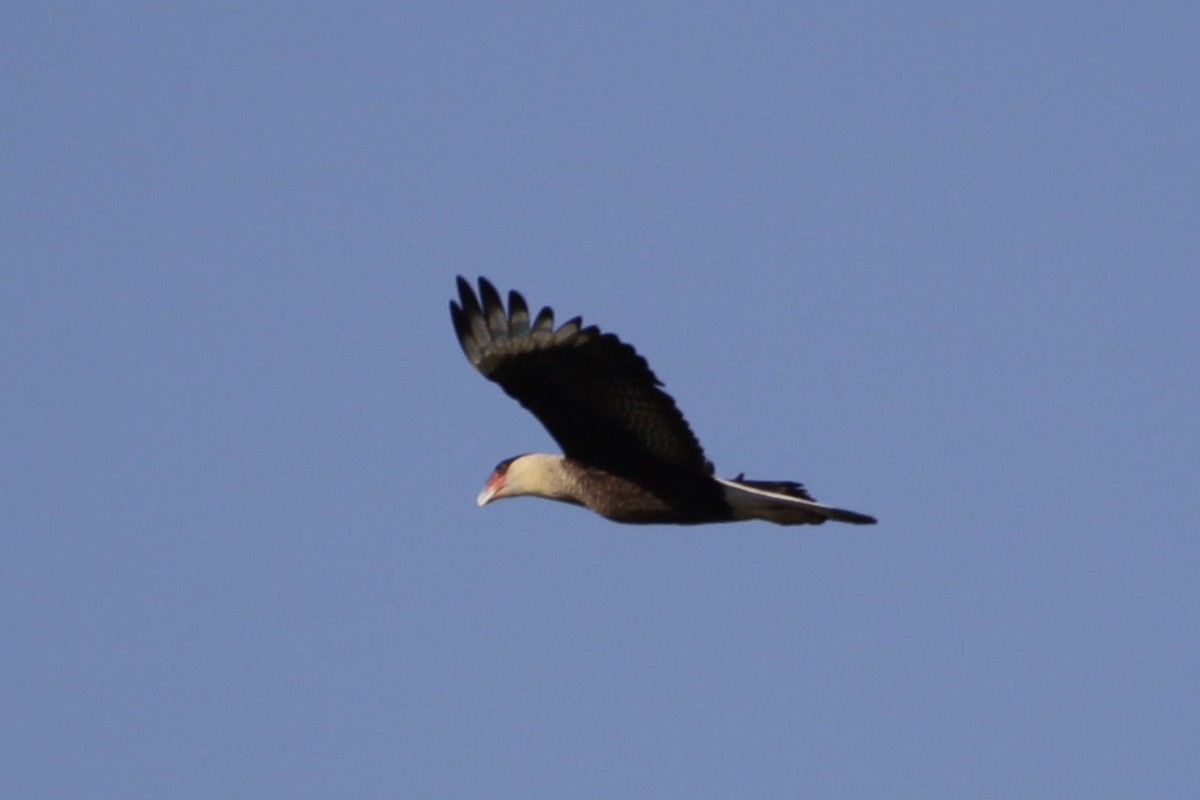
[476,453,568,506]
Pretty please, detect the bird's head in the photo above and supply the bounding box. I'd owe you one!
[476,453,565,507]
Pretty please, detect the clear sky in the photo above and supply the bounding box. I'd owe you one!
[4,3,1197,797]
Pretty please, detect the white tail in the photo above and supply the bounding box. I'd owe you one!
[717,477,877,526]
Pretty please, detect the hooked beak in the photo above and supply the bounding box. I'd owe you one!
[476,471,505,506]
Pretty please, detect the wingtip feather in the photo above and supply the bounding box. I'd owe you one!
[556,315,583,340]
[449,300,482,363]
[455,275,473,302]
[531,306,555,334]
[508,290,530,336]
[478,278,508,341]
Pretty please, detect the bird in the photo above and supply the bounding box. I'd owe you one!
[450,277,877,526]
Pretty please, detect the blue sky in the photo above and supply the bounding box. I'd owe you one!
[4,3,1197,797]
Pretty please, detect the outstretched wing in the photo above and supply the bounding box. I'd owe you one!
[450,276,712,476]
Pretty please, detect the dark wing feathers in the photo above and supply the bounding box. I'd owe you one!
[531,305,554,334]
[451,276,712,476]
[479,279,507,337]
[507,291,530,336]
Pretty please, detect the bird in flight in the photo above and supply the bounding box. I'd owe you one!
[450,277,876,526]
